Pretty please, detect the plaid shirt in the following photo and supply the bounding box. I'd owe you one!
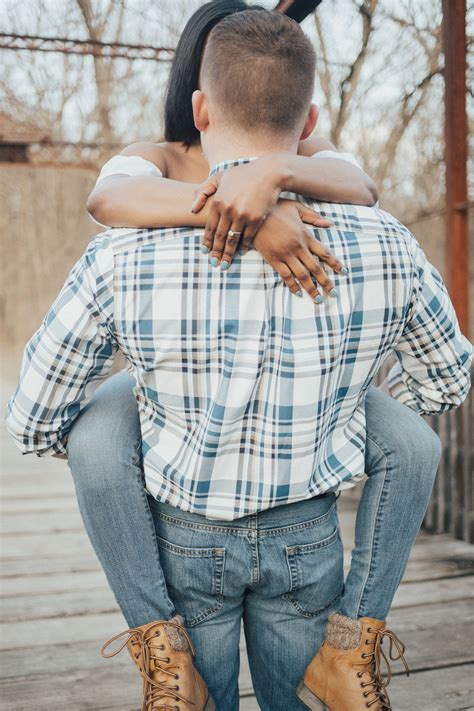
[6,158,472,520]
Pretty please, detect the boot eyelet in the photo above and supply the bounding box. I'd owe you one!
[365,640,369,645]
[367,627,373,633]
[357,672,363,678]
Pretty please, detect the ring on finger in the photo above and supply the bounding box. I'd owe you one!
[227,230,242,238]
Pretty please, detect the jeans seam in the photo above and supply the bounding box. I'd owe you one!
[285,589,343,619]
[286,525,339,555]
[138,484,175,618]
[151,501,336,537]
[355,434,391,618]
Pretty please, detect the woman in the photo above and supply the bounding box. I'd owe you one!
[67,3,441,710]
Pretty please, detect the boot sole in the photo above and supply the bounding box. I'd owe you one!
[296,681,328,710]
[205,695,216,711]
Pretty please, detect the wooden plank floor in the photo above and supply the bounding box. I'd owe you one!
[1,424,473,710]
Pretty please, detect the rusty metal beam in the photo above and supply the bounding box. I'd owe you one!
[442,0,469,336]
[0,33,174,61]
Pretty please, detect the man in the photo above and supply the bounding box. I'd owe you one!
[6,9,471,711]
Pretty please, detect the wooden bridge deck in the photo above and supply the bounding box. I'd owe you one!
[1,426,473,710]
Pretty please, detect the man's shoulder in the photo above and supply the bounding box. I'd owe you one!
[99,225,201,256]
[306,199,417,248]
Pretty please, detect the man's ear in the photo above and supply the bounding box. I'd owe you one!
[192,90,209,132]
[299,103,319,141]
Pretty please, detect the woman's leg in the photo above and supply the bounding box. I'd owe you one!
[297,388,442,709]
[339,386,442,620]
[67,371,175,628]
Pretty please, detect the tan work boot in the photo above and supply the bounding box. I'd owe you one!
[101,616,215,710]
[296,613,409,710]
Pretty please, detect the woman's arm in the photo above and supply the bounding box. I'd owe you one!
[88,175,210,228]
[87,142,211,228]
[296,134,378,205]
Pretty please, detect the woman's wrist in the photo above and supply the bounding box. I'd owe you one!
[256,152,295,193]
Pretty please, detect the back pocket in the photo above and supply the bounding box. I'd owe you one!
[285,526,343,618]
[157,537,225,627]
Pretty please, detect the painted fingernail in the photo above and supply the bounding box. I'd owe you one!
[201,245,210,254]
[330,288,338,298]
[210,257,219,267]
[340,266,349,275]
[239,248,248,256]
[221,261,230,271]
[295,290,303,298]
[314,294,324,304]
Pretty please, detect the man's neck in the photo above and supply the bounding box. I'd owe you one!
[203,131,298,170]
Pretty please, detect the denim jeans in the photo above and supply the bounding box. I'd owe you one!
[149,493,343,710]
[67,373,441,628]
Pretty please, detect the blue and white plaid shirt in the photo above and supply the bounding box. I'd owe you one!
[7,158,472,520]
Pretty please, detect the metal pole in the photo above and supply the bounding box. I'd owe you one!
[442,0,469,337]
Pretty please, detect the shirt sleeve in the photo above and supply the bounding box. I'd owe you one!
[95,155,163,185]
[5,236,118,456]
[90,156,165,227]
[387,242,472,415]
[311,150,362,168]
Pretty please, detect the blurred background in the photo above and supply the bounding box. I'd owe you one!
[1,0,473,353]
[0,1,473,709]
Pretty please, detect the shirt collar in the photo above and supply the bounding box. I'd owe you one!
[209,157,258,177]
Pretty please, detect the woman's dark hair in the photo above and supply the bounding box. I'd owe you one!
[164,1,253,146]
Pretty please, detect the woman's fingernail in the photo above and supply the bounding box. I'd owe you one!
[341,266,349,275]
[201,245,210,254]
[210,257,219,267]
[314,294,324,304]
[191,201,198,213]
[239,248,248,256]
[330,288,338,298]
[221,261,230,271]
[295,290,303,298]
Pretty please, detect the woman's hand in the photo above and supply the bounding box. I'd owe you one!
[252,200,346,301]
[192,159,284,268]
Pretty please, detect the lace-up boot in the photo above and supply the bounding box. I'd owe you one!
[296,613,409,710]
[101,616,215,711]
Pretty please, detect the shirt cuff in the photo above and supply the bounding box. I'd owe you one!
[95,155,163,185]
[386,362,421,413]
[312,150,361,169]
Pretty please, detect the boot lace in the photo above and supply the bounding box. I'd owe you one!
[101,621,197,710]
[356,626,409,709]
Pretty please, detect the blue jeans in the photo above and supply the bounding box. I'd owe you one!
[67,373,441,630]
[149,494,342,710]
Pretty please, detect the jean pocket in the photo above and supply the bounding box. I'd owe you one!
[285,527,344,618]
[156,537,226,627]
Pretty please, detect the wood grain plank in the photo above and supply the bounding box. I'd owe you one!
[0,569,107,596]
[2,599,473,673]
[2,574,472,624]
[388,663,474,710]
